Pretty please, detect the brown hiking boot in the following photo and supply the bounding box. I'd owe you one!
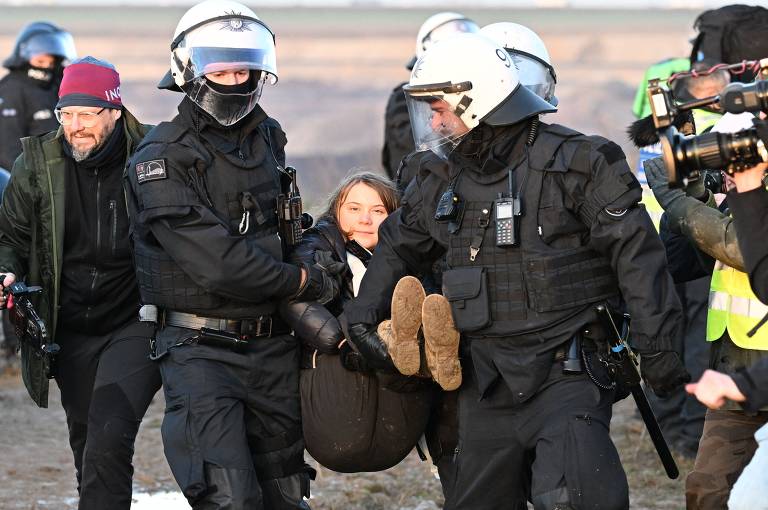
[422,294,462,391]
[376,276,425,376]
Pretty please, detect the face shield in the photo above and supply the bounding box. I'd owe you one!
[509,52,556,105]
[173,17,277,126]
[20,31,77,64]
[404,82,473,160]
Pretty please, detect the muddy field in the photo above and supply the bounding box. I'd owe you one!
[0,6,704,509]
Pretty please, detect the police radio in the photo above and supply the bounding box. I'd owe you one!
[495,169,522,247]
[277,166,313,247]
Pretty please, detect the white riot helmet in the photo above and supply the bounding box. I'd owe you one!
[404,33,556,160]
[406,12,479,70]
[159,0,277,126]
[481,22,558,106]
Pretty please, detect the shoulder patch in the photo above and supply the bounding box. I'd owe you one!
[597,141,626,165]
[32,109,52,121]
[135,159,168,184]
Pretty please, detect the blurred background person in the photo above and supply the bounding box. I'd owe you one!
[0,20,76,366]
[381,11,478,182]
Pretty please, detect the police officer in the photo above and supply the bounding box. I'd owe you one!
[381,12,479,181]
[0,21,76,171]
[125,1,337,508]
[346,33,689,509]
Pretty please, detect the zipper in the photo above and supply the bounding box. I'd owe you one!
[95,169,102,254]
[109,200,117,255]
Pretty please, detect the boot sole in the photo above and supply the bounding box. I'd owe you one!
[389,276,425,376]
[422,294,462,391]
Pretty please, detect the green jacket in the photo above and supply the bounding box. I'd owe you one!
[0,108,151,407]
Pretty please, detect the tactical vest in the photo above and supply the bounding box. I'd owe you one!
[441,124,619,338]
[130,119,285,317]
[706,259,768,349]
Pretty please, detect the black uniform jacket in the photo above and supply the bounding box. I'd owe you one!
[126,98,302,314]
[381,81,414,181]
[0,69,59,170]
[347,121,682,397]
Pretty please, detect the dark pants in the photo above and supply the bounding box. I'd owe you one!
[646,277,709,456]
[55,319,161,510]
[300,352,432,473]
[446,363,628,510]
[686,409,768,510]
[157,326,312,510]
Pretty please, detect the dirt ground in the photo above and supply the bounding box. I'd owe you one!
[0,6,705,509]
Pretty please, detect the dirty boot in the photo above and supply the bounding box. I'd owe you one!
[376,276,424,375]
[422,294,462,391]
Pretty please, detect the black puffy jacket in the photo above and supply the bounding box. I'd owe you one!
[281,216,354,354]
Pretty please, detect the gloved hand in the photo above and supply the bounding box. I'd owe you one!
[644,157,691,210]
[347,323,396,372]
[639,350,691,398]
[338,341,369,372]
[292,251,345,305]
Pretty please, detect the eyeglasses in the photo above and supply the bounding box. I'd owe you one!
[54,108,106,128]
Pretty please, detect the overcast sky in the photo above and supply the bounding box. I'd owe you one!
[0,0,754,7]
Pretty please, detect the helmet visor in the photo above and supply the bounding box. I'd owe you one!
[21,32,77,62]
[183,74,266,126]
[176,18,277,84]
[510,53,556,104]
[421,19,479,53]
[405,92,470,160]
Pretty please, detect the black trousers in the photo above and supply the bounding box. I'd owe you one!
[55,319,161,510]
[157,326,311,510]
[446,363,628,510]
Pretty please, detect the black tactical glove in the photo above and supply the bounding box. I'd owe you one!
[347,323,396,372]
[639,350,691,398]
[338,341,370,372]
[292,251,345,305]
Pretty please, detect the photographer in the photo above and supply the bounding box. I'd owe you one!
[645,111,768,510]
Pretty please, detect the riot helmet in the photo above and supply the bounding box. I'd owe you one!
[404,33,556,160]
[406,12,479,70]
[159,0,278,127]
[481,22,558,107]
[3,21,76,70]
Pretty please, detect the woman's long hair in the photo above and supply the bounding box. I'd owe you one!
[322,171,400,237]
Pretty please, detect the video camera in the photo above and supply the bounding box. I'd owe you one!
[1,278,58,378]
[645,59,768,188]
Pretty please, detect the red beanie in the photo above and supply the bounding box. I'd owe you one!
[57,56,121,109]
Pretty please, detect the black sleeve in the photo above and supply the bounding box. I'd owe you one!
[0,83,27,171]
[659,212,714,283]
[729,186,768,303]
[345,177,444,325]
[732,357,768,413]
[574,138,683,352]
[0,153,34,277]
[128,144,302,302]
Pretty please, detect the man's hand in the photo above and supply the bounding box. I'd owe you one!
[639,350,691,398]
[347,323,396,372]
[733,162,768,193]
[686,369,746,409]
[644,157,691,210]
[0,272,16,308]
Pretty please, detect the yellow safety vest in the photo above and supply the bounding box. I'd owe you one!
[706,260,768,349]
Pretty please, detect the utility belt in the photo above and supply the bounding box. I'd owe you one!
[141,305,291,356]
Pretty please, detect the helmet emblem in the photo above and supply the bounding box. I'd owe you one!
[218,13,253,32]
